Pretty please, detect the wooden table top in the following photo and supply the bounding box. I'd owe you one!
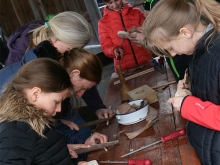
[87,63,201,165]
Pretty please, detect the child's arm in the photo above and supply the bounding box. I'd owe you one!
[169,95,220,130]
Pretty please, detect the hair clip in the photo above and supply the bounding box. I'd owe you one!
[45,22,50,28]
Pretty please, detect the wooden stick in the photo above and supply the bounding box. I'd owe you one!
[151,80,176,89]
[114,68,154,85]
[125,118,158,139]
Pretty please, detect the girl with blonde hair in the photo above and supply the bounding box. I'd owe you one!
[5,11,93,65]
[142,0,220,164]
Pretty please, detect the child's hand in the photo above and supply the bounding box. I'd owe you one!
[114,47,124,60]
[175,80,192,96]
[67,144,90,158]
[85,132,108,145]
[60,119,79,130]
[168,96,185,111]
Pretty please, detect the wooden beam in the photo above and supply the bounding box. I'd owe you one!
[114,67,154,85]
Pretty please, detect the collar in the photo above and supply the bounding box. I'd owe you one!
[21,49,37,66]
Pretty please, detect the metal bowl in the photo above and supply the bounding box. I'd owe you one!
[116,99,149,125]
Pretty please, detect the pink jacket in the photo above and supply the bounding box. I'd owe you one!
[98,2,152,71]
[181,95,220,131]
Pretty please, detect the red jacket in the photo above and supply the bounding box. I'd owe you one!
[181,96,220,131]
[98,2,152,71]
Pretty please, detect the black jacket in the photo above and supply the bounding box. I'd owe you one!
[0,121,73,165]
[187,29,220,165]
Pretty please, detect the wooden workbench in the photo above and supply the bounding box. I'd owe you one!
[87,62,201,165]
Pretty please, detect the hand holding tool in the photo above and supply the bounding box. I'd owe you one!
[183,68,190,85]
[106,106,111,125]
[121,128,186,158]
[100,158,152,165]
[75,140,119,154]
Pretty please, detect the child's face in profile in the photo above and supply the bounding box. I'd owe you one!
[70,75,96,98]
[34,89,70,116]
[152,28,196,57]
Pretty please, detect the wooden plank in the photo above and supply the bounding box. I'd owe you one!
[53,0,65,13]
[59,0,78,12]
[0,0,19,37]
[10,0,35,26]
[32,0,45,19]
[40,0,58,16]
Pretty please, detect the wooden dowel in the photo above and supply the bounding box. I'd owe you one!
[114,68,154,85]
[151,81,176,89]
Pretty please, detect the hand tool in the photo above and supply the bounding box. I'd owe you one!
[78,117,113,129]
[116,37,124,60]
[150,81,176,90]
[100,158,152,165]
[106,106,111,125]
[183,68,189,85]
[121,128,186,158]
[75,140,119,154]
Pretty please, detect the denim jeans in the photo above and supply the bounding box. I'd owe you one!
[56,108,92,161]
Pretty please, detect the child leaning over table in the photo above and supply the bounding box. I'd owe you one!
[0,58,75,164]
[141,0,220,164]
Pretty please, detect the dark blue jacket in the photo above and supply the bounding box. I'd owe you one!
[187,29,220,165]
[0,49,37,93]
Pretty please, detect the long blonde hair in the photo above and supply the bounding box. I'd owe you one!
[142,0,220,56]
[31,11,93,48]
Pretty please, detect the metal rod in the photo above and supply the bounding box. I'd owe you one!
[100,161,127,164]
[121,140,161,158]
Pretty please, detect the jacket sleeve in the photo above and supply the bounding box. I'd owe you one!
[181,95,220,130]
[55,120,89,144]
[0,126,33,164]
[98,20,117,58]
[82,85,107,113]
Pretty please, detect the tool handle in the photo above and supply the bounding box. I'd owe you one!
[161,128,186,143]
[128,159,152,165]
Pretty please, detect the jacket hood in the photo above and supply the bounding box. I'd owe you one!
[5,20,45,65]
[21,49,37,65]
[0,90,53,137]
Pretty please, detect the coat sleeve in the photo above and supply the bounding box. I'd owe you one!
[98,20,117,59]
[82,85,106,113]
[181,95,220,130]
[0,126,33,164]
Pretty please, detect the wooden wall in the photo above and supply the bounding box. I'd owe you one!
[0,0,145,38]
[0,0,89,38]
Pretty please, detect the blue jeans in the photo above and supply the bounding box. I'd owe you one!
[56,108,92,161]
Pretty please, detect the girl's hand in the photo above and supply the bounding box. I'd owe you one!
[78,161,87,165]
[168,96,185,111]
[85,132,108,145]
[175,80,192,96]
[67,144,90,158]
[96,108,115,119]
[61,119,79,131]
[114,47,124,60]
